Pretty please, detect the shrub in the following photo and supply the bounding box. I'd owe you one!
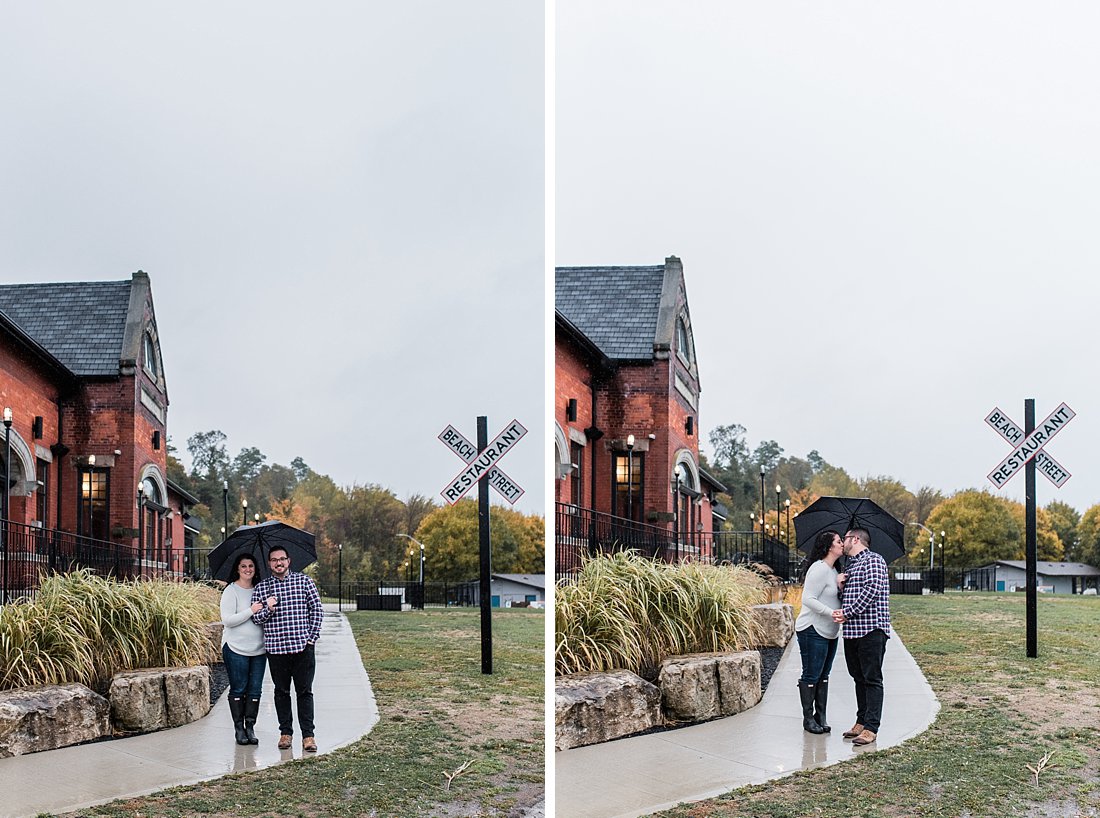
[0,570,221,692]
[555,552,769,679]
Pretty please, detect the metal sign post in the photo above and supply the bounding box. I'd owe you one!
[438,417,528,675]
[985,400,1075,659]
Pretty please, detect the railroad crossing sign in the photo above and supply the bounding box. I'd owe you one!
[439,419,527,505]
[985,402,1074,489]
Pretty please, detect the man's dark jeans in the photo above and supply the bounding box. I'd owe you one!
[796,626,838,684]
[268,645,316,738]
[222,644,267,699]
[843,628,887,733]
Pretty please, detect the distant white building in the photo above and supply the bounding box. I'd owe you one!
[490,574,545,607]
[966,561,1100,594]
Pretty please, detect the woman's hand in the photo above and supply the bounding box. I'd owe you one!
[250,601,263,613]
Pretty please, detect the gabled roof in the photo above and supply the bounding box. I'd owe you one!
[979,560,1100,577]
[493,573,546,590]
[556,260,674,361]
[0,277,135,377]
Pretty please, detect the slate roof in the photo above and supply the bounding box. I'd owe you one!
[493,573,546,590]
[0,280,133,376]
[555,265,666,360]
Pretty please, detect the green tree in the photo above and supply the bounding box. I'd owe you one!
[925,490,1020,569]
[1073,504,1100,567]
[414,500,544,582]
[1004,503,1063,562]
[808,465,860,499]
[1045,500,1081,561]
[859,476,916,526]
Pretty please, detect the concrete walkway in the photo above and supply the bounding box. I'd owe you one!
[0,604,379,818]
[555,634,940,818]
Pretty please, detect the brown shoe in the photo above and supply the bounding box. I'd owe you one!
[851,729,877,746]
[842,722,864,739]
[278,734,292,750]
[303,736,317,753]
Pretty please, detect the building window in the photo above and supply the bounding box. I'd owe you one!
[78,467,110,541]
[570,442,584,507]
[676,317,694,365]
[612,451,644,522]
[141,476,162,561]
[143,332,159,379]
[35,459,49,528]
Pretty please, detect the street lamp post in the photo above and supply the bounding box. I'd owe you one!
[3,408,12,604]
[626,434,635,523]
[673,464,683,561]
[759,465,765,539]
[137,482,146,579]
[785,498,792,552]
[222,481,229,541]
[775,485,781,543]
[337,543,343,613]
[241,498,248,526]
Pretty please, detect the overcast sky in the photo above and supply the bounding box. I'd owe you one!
[557,2,1100,514]
[1,2,544,514]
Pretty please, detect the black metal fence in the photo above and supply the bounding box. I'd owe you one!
[555,503,797,582]
[316,580,492,610]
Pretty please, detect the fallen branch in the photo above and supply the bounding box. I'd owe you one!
[1025,751,1054,787]
[443,760,474,791]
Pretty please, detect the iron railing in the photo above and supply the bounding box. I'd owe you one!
[555,502,797,582]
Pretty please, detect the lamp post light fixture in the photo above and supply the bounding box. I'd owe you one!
[940,530,947,569]
[626,434,635,522]
[222,481,229,541]
[241,498,248,526]
[137,482,146,577]
[254,513,261,525]
[784,498,792,555]
[775,485,781,544]
[759,465,765,539]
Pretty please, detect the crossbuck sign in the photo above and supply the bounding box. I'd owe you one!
[439,419,527,505]
[985,402,1074,489]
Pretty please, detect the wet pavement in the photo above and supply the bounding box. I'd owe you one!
[0,604,379,818]
[555,633,939,818]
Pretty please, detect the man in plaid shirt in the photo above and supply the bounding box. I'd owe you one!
[832,527,891,746]
[252,545,323,752]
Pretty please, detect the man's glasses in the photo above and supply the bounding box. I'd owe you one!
[270,556,290,563]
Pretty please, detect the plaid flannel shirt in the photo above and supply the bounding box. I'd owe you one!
[251,571,323,654]
[840,548,892,639]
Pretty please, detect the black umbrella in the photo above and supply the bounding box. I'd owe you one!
[207,520,317,582]
[794,496,906,564]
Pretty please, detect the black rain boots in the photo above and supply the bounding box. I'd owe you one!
[813,679,831,732]
[798,682,826,734]
[243,697,260,745]
[229,696,250,745]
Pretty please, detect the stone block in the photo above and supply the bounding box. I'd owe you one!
[110,666,210,733]
[658,651,761,722]
[164,666,211,727]
[0,684,110,757]
[206,622,225,660]
[555,670,661,750]
[110,669,168,733]
[751,602,795,647]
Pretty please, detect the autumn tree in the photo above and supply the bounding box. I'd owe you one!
[414,499,544,582]
[925,490,1020,569]
[1074,504,1100,567]
[1045,501,1081,561]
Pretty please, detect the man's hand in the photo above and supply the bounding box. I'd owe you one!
[832,609,846,623]
[267,596,278,611]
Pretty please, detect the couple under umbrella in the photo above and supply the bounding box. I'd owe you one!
[209,519,322,750]
[791,496,903,746]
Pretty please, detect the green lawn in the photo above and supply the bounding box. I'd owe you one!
[658,592,1100,818]
[69,608,545,818]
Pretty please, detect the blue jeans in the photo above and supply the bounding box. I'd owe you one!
[796,626,838,684]
[222,644,267,699]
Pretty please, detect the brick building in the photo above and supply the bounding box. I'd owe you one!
[555,256,723,567]
[0,272,199,592]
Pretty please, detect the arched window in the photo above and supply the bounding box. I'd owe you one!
[676,317,695,366]
[143,332,159,379]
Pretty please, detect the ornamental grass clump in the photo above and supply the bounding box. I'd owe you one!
[555,551,769,679]
[0,570,221,692]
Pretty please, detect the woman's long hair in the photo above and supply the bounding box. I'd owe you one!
[229,553,258,587]
[797,530,840,583]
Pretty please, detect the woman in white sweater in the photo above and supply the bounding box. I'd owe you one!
[220,554,267,746]
[794,530,845,734]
